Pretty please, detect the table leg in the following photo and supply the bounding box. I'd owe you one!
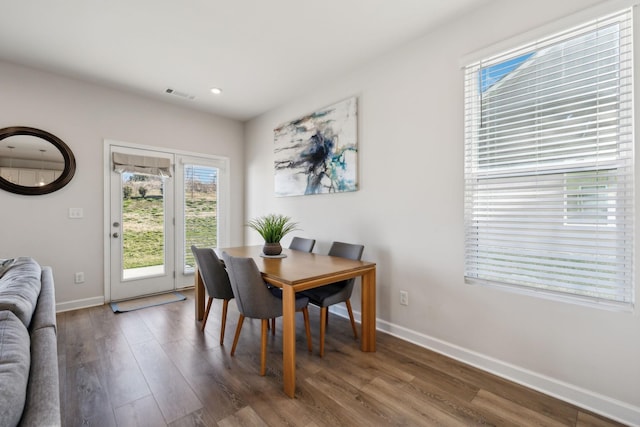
[360,268,376,352]
[282,285,296,397]
[195,268,205,321]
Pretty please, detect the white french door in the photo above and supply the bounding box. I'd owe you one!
[109,146,175,301]
[105,141,230,302]
[175,154,228,276]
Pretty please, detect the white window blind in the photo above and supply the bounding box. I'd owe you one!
[463,9,634,306]
[183,164,219,271]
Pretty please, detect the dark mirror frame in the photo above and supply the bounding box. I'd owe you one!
[0,126,76,195]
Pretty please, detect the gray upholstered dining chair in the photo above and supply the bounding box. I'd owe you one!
[222,252,313,376]
[300,241,364,357]
[289,237,316,252]
[190,245,234,345]
[265,236,316,334]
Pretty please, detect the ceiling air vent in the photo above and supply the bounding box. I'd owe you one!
[165,88,195,100]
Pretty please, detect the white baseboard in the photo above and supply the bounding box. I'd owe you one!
[330,305,640,426]
[56,296,105,313]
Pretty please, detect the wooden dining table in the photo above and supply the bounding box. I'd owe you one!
[194,245,377,397]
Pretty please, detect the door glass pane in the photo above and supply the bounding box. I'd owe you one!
[184,164,218,271]
[122,172,166,280]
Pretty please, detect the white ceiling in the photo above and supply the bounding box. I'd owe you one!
[1,0,487,121]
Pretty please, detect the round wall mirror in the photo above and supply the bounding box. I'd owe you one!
[0,126,76,195]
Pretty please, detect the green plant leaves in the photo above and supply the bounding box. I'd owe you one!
[246,214,300,243]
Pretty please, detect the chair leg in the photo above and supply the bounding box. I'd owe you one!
[201,297,213,331]
[271,318,276,336]
[319,307,328,357]
[231,315,245,356]
[220,299,229,345]
[260,319,268,376]
[301,307,312,353]
[345,299,358,339]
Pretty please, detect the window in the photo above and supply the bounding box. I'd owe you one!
[174,153,229,277]
[463,9,634,307]
[183,163,219,272]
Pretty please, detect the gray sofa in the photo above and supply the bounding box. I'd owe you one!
[0,257,60,427]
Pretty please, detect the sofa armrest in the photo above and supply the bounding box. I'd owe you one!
[19,327,60,427]
[29,267,56,333]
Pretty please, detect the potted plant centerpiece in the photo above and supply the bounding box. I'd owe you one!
[247,213,300,256]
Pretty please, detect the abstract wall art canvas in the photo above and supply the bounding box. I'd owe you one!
[274,97,358,197]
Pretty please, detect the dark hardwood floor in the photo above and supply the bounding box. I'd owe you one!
[57,289,626,426]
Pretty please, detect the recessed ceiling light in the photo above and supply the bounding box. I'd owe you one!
[210,87,222,95]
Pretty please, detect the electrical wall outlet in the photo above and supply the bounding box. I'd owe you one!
[400,290,409,306]
[74,272,85,284]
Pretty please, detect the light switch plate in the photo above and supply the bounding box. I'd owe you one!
[69,208,83,219]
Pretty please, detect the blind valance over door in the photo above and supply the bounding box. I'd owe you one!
[112,152,172,177]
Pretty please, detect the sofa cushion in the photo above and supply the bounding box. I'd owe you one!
[0,258,15,278]
[0,257,42,328]
[0,310,30,427]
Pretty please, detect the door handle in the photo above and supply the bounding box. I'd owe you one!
[112,232,119,238]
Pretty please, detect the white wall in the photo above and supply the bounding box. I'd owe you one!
[0,60,245,309]
[244,0,640,423]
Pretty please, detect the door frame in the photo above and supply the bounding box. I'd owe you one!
[103,139,231,302]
